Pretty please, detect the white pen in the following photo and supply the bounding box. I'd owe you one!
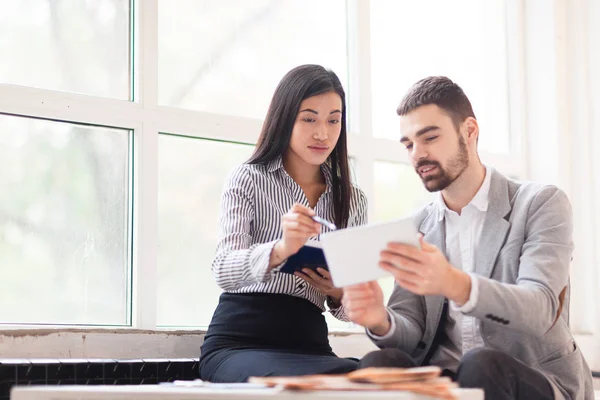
[311,215,337,231]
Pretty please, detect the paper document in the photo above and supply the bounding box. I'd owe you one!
[320,217,420,287]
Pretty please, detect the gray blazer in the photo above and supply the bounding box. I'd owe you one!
[371,168,593,400]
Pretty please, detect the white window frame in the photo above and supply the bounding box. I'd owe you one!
[0,0,540,361]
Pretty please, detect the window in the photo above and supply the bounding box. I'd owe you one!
[0,1,519,338]
[157,135,254,327]
[0,0,131,99]
[369,0,510,154]
[158,0,348,119]
[373,161,433,223]
[0,114,131,325]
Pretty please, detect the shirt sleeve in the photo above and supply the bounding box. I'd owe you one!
[211,165,281,291]
[350,187,368,227]
[328,299,350,322]
[450,273,479,313]
[366,309,397,340]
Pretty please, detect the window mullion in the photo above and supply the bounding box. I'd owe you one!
[132,0,159,330]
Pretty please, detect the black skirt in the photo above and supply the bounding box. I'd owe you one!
[200,292,334,362]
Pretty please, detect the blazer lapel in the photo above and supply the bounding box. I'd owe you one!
[423,220,445,253]
[476,169,512,278]
[419,204,446,252]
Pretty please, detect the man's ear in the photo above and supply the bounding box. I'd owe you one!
[464,117,479,143]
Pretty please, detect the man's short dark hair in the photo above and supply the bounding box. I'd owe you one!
[396,76,476,130]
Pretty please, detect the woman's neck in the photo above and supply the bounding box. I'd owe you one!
[282,153,324,187]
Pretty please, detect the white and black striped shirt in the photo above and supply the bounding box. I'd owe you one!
[212,156,368,321]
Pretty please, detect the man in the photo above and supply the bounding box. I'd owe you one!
[342,77,593,400]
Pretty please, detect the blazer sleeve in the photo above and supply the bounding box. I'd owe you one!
[367,283,426,352]
[211,165,280,291]
[463,186,573,337]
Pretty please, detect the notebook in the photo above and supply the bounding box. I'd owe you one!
[278,240,327,274]
[320,217,420,287]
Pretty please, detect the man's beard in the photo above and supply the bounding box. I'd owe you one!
[415,135,469,192]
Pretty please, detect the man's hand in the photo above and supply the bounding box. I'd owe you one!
[379,235,471,305]
[342,281,391,336]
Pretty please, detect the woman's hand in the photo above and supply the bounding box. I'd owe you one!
[295,267,343,306]
[273,203,321,263]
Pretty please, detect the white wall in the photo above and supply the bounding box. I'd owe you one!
[523,0,600,370]
[0,331,378,360]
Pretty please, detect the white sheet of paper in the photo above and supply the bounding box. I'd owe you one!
[320,217,420,287]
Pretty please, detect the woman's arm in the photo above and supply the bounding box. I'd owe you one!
[211,165,282,291]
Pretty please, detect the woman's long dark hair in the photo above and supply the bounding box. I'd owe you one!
[247,64,352,229]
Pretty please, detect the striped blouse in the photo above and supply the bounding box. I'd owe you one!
[212,156,368,321]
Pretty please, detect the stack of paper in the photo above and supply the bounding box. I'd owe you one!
[249,366,458,399]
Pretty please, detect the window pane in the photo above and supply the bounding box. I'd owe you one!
[349,157,358,185]
[158,0,348,119]
[0,0,130,99]
[370,0,510,154]
[373,162,433,223]
[0,115,131,325]
[157,135,254,327]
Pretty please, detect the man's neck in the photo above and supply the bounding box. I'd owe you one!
[441,163,486,214]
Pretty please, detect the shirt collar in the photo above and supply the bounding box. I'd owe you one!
[470,166,492,211]
[266,157,284,173]
[436,165,491,221]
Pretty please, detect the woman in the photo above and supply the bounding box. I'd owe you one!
[199,64,368,383]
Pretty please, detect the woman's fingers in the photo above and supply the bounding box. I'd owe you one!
[316,268,332,280]
[282,213,320,233]
[290,203,315,217]
[300,268,330,286]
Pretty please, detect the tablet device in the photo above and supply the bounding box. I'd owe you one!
[320,217,420,287]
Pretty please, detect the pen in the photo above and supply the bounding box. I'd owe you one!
[312,215,337,231]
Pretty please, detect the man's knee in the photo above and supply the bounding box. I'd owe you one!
[457,348,510,386]
[358,348,416,369]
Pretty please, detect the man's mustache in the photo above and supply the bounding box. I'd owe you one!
[415,160,440,171]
